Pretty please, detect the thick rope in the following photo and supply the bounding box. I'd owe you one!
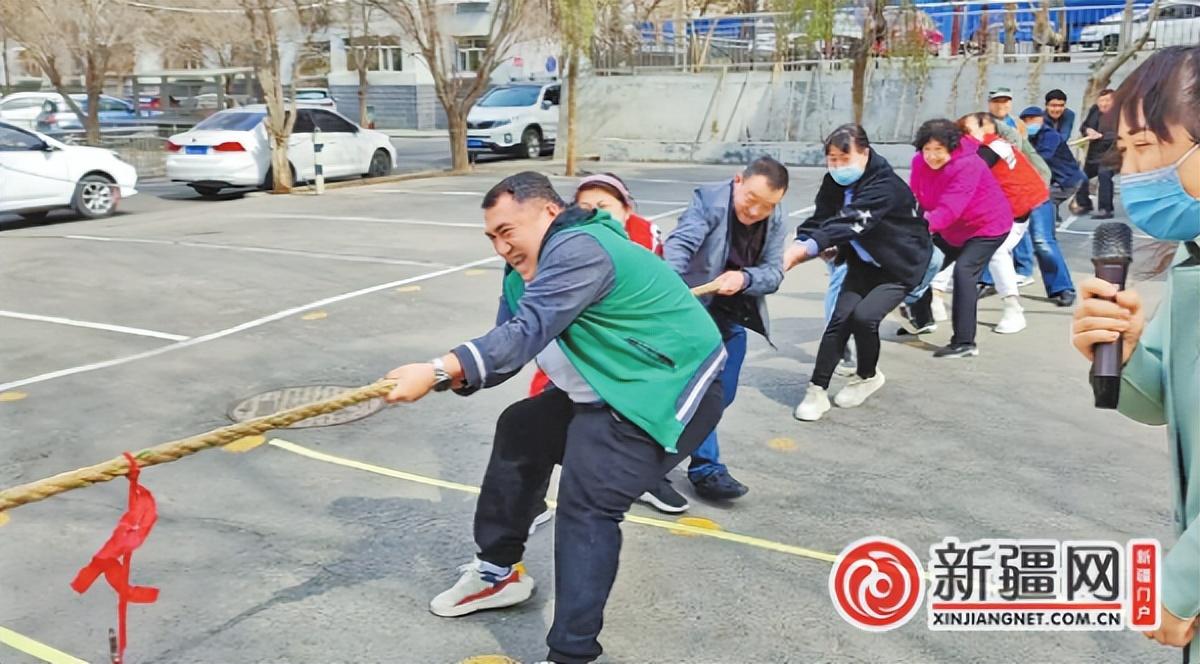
[0,380,396,513]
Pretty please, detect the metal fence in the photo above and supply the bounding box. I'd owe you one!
[591,1,1193,73]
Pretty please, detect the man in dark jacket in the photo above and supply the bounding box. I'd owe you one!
[1072,88,1116,219]
[663,155,788,502]
[1020,106,1087,215]
[1043,89,1076,139]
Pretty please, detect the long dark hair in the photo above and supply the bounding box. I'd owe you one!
[1110,46,1200,276]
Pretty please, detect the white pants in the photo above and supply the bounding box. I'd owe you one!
[930,222,1028,298]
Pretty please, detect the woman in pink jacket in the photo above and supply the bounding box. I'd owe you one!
[907,119,1014,358]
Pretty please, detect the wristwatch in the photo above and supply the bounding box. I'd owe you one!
[430,357,454,392]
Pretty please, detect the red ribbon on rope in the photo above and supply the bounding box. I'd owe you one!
[70,452,159,662]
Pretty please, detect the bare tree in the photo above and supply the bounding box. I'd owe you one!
[1081,0,1161,111]
[0,0,137,145]
[850,0,887,125]
[371,0,539,173]
[1,25,11,96]
[341,0,378,127]
[240,0,301,192]
[548,0,603,176]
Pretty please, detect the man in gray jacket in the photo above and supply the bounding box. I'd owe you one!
[657,156,789,504]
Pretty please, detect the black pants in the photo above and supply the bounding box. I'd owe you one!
[811,257,908,389]
[1074,163,1114,212]
[910,234,1007,346]
[474,382,724,664]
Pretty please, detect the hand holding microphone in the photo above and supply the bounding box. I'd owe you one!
[1071,223,1145,408]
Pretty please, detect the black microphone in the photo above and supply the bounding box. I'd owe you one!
[1090,222,1133,409]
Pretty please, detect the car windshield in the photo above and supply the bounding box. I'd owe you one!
[296,90,329,100]
[194,111,265,131]
[478,87,541,108]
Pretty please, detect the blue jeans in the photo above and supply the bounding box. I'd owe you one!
[904,245,946,306]
[824,260,848,322]
[689,321,746,481]
[1028,199,1075,296]
[980,230,1035,285]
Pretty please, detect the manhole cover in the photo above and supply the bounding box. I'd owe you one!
[229,385,385,428]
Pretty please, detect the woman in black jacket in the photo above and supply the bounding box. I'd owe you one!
[785,124,933,421]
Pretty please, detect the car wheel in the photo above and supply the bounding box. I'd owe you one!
[366,149,391,178]
[190,184,222,198]
[73,174,118,218]
[520,128,542,160]
[1102,35,1119,51]
[19,211,49,222]
[262,163,298,190]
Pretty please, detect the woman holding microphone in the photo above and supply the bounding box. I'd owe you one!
[1071,45,1199,657]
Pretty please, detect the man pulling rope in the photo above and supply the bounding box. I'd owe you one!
[381,172,726,664]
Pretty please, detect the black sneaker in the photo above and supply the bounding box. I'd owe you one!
[690,469,749,501]
[976,284,997,299]
[1052,290,1077,307]
[896,304,936,335]
[637,479,690,514]
[933,342,979,358]
[1091,210,1114,220]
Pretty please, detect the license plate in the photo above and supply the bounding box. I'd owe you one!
[186,145,208,155]
[467,139,485,149]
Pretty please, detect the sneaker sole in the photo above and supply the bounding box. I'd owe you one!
[935,348,980,358]
[994,322,1027,334]
[430,577,536,618]
[637,491,690,514]
[794,403,831,421]
[834,376,885,408]
[834,365,858,377]
[528,509,554,535]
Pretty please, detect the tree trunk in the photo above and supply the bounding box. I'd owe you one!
[357,58,370,126]
[1,31,10,97]
[270,132,292,192]
[84,55,103,146]
[447,111,470,173]
[565,48,579,177]
[1081,0,1159,112]
[851,47,869,126]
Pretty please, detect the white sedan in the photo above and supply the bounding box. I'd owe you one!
[0,121,137,220]
[165,105,395,196]
[1078,0,1200,50]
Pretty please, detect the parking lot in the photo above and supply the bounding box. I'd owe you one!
[0,160,1181,664]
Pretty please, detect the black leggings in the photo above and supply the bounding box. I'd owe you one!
[910,233,1007,346]
[811,257,909,389]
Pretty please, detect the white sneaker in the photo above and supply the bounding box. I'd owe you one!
[994,296,1027,334]
[835,359,858,377]
[1016,274,1037,289]
[794,384,831,421]
[430,558,535,618]
[931,290,949,322]
[834,371,886,408]
[528,509,554,535]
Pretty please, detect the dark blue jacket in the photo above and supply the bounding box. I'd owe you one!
[1044,107,1076,140]
[1031,128,1086,190]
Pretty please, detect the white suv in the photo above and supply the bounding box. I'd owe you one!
[1079,0,1200,50]
[466,82,560,160]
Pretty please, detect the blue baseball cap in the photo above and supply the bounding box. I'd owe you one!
[1018,106,1044,119]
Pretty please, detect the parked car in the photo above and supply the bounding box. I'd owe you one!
[295,87,337,109]
[0,92,65,130]
[466,82,560,160]
[0,121,138,220]
[164,105,396,196]
[35,95,142,135]
[1078,0,1200,50]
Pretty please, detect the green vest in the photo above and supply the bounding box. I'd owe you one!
[504,211,723,452]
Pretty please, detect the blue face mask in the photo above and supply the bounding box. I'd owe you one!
[1120,143,1200,242]
[1025,123,1041,136]
[829,164,865,186]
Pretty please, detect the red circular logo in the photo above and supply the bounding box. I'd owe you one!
[829,536,925,631]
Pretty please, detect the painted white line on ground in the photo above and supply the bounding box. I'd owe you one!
[1059,214,1079,230]
[0,256,501,392]
[63,235,449,268]
[0,310,190,342]
[1059,227,1154,240]
[240,213,482,229]
[647,207,687,221]
[789,205,816,218]
[370,189,482,196]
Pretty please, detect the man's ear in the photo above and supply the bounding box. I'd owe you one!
[732,172,744,186]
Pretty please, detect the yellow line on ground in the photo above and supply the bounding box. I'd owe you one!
[267,439,838,565]
[0,626,88,664]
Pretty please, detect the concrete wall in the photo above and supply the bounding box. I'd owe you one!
[571,54,1149,166]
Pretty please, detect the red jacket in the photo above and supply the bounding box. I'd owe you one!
[979,134,1050,219]
[528,213,663,396]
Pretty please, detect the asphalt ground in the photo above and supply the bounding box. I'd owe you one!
[0,160,1183,664]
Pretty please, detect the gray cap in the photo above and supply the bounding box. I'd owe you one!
[988,86,1014,101]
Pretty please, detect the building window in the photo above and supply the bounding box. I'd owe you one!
[455,1,489,14]
[456,37,488,72]
[345,38,403,72]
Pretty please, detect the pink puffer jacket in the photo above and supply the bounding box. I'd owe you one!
[909,135,1014,247]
